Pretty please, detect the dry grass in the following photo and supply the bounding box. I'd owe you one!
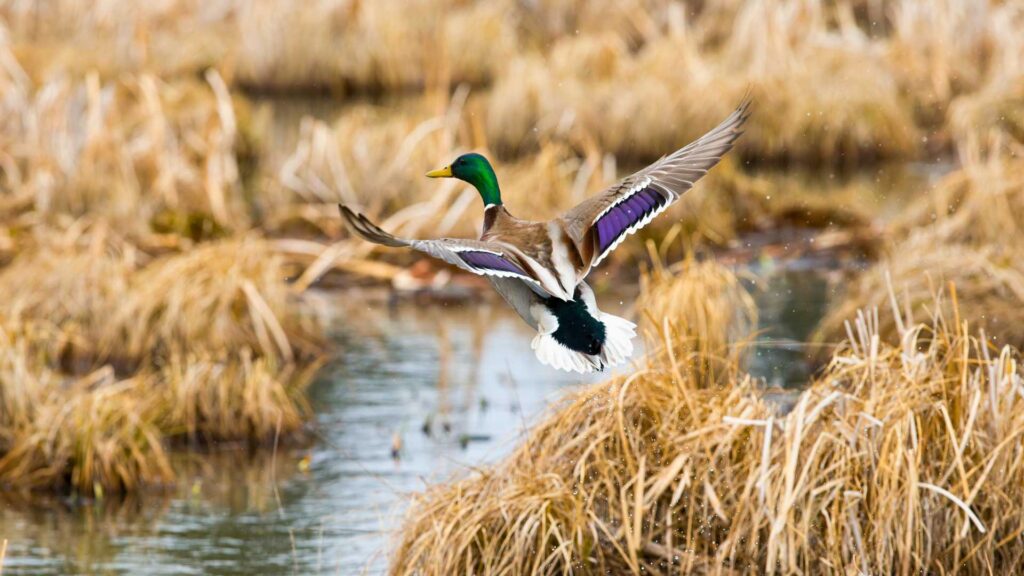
[269,94,471,235]
[0,232,136,365]
[392,262,1024,574]
[816,237,1024,351]
[0,321,64,438]
[233,0,516,93]
[0,234,321,493]
[0,373,172,495]
[485,1,919,164]
[819,147,1024,349]
[6,0,1020,165]
[945,0,1024,149]
[0,64,254,241]
[0,323,173,494]
[0,0,1019,509]
[157,349,317,443]
[0,11,329,495]
[894,142,1024,248]
[889,0,1024,140]
[0,234,314,366]
[113,236,317,362]
[0,336,315,495]
[636,255,757,385]
[3,0,516,93]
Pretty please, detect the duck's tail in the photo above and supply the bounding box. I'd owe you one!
[531,332,605,373]
[596,311,636,367]
[529,299,636,374]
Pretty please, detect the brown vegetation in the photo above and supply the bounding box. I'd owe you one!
[392,261,1024,574]
[818,141,1024,349]
[0,235,319,494]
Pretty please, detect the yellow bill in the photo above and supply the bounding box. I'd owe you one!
[425,165,453,178]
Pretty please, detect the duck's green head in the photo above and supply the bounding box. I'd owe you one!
[426,153,501,206]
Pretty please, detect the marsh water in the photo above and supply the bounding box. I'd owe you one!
[0,265,836,575]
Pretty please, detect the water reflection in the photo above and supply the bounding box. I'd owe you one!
[746,263,842,387]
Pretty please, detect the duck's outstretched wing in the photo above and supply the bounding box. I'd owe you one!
[559,98,751,269]
[339,205,551,293]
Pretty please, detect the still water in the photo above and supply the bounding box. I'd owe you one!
[0,266,832,575]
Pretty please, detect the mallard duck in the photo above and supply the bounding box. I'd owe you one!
[340,99,750,373]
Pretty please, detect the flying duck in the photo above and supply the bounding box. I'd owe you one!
[339,99,750,373]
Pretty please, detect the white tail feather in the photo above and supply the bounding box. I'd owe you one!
[598,312,636,367]
[529,312,636,374]
[531,333,604,374]
[527,287,636,374]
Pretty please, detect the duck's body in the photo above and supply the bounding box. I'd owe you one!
[340,99,750,373]
[480,206,635,371]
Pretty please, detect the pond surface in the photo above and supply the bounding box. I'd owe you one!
[0,263,837,575]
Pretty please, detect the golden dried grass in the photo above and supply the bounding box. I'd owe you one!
[112,235,316,362]
[0,234,314,366]
[0,234,322,493]
[817,239,1024,351]
[819,147,1024,349]
[0,57,252,240]
[392,264,1024,574]
[0,234,137,364]
[5,0,1021,166]
[895,141,1024,247]
[233,0,517,92]
[0,344,173,495]
[486,1,919,165]
[886,0,1024,143]
[157,349,318,443]
[0,338,316,494]
[636,255,757,385]
[941,0,1024,149]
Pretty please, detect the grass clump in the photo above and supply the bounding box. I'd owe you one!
[0,322,173,494]
[5,0,1022,165]
[235,0,514,93]
[485,1,919,165]
[0,234,136,366]
[816,239,1024,350]
[113,236,316,362]
[0,234,314,367]
[636,255,757,381]
[392,263,1024,574]
[894,143,1024,247]
[158,350,318,444]
[0,373,173,495]
[0,234,321,494]
[819,149,1024,349]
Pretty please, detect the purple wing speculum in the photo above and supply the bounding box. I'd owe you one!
[594,186,668,253]
[456,250,527,276]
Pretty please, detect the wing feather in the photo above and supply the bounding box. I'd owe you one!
[561,97,751,268]
[338,205,550,293]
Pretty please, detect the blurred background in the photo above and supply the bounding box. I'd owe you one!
[0,0,1021,574]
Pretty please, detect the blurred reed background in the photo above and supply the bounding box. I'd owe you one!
[0,0,1023,573]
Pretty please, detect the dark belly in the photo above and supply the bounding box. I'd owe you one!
[544,293,606,355]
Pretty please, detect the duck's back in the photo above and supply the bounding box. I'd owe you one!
[481,207,585,296]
